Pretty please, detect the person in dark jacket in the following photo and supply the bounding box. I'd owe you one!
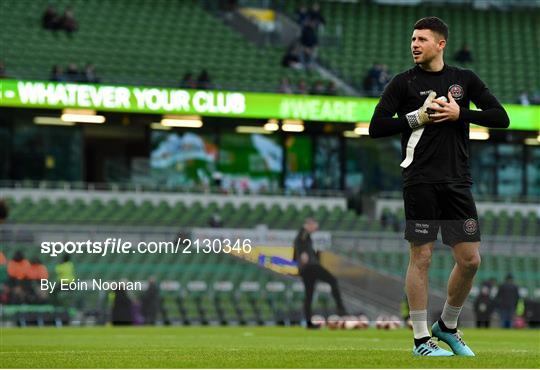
[474,285,493,327]
[293,218,345,328]
[495,274,520,328]
[112,287,133,325]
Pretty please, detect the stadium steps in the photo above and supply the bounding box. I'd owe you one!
[1,0,330,93]
[275,0,540,102]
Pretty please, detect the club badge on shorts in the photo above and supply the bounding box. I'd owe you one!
[448,84,464,100]
[463,218,478,235]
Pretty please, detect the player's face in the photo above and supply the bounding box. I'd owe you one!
[411,29,444,64]
[305,221,319,233]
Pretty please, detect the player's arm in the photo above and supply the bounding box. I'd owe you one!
[293,231,309,266]
[459,71,510,128]
[430,71,510,128]
[369,76,411,138]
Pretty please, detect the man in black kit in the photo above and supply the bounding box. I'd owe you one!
[293,218,346,328]
[369,17,509,356]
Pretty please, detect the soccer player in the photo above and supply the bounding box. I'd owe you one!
[369,17,509,356]
[293,218,346,328]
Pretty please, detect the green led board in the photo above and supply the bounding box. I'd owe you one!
[1,79,538,130]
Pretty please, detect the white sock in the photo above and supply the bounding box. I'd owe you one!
[441,301,462,329]
[410,309,430,339]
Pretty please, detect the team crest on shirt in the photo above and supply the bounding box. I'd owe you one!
[449,84,464,100]
[463,218,478,235]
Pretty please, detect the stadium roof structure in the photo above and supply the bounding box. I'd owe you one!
[1,79,539,131]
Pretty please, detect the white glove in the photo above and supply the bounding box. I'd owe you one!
[406,92,447,129]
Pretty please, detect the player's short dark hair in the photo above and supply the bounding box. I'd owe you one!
[413,16,449,41]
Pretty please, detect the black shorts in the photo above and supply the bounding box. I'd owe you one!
[403,182,481,247]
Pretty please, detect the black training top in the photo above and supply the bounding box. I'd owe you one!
[293,228,318,266]
[369,64,509,188]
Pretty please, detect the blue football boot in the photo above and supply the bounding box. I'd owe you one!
[412,338,454,356]
[432,321,475,356]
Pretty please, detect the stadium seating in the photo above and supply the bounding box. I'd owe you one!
[4,196,540,236]
[341,247,540,298]
[276,0,540,102]
[0,241,335,325]
[0,0,327,93]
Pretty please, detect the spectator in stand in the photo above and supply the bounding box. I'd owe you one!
[82,63,99,83]
[278,77,293,94]
[281,43,303,70]
[7,251,30,282]
[50,64,65,82]
[59,7,78,36]
[300,19,318,68]
[0,198,8,222]
[0,61,6,78]
[297,79,308,95]
[474,285,494,327]
[518,91,530,106]
[308,3,325,30]
[378,64,392,91]
[180,72,197,89]
[363,63,385,97]
[55,254,75,283]
[310,80,325,95]
[42,4,60,31]
[27,257,49,281]
[197,69,212,89]
[325,80,337,96]
[65,63,81,82]
[455,43,473,64]
[295,4,309,26]
[495,274,520,329]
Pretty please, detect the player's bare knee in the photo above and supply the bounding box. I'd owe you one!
[458,253,481,274]
[410,248,432,271]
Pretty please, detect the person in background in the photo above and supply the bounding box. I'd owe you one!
[297,79,308,95]
[82,63,99,83]
[474,285,494,327]
[65,63,81,82]
[278,77,293,94]
[308,3,325,30]
[293,218,346,329]
[281,44,303,70]
[455,43,473,64]
[50,65,65,82]
[495,273,520,329]
[27,257,48,281]
[295,4,309,27]
[59,7,78,36]
[300,19,318,68]
[197,69,212,89]
[324,80,337,96]
[42,4,59,31]
[112,286,134,325]
[55,254,75,283]
[310,80,325,95]
[518,91,530,106]
[180,72,197,89]
[7,251,30,282]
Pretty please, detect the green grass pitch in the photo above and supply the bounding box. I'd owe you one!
[1,326,539,368]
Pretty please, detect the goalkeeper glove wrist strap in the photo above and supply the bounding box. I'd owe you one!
[406,110,423,130]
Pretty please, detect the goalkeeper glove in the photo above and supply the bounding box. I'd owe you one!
[406,92,447,129]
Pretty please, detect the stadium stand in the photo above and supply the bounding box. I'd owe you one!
[0,241,334,325]
[0,0,327,92]
[3,195,540,236]
[272,0,540,101]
